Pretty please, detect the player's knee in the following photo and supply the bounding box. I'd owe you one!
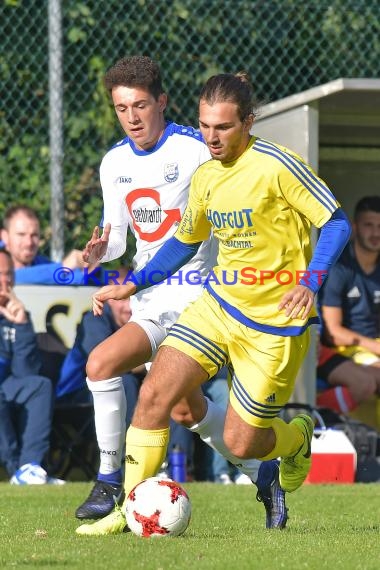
[223,432,250,459]
[224,427,273,459]
[86,348,108,381]
[138,380,169,412]
[170,404,194,427]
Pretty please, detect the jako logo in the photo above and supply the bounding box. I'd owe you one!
[119,176,132,183]
[100,449,117,455]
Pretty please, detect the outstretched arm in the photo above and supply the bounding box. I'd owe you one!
[92,236,201,315]
[82,223,111,269]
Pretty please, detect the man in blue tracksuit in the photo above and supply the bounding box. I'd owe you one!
[0,204,99,285]
[0,247,63,484]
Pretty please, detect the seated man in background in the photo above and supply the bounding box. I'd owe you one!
[316,343,380,417]
[319,195,380,428]
[0,205,87,285]
[0,247,63,484]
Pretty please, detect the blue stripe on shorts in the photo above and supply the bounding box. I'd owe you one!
[167,323,228,369]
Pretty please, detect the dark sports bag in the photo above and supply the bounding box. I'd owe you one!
[282,403,380,483]
[326,414,380,482]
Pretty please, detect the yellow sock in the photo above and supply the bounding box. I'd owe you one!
[258,417,304,461]
[122,425,169,507]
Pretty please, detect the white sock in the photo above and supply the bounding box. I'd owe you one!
[189,397,261,483]
[86,376,126,475]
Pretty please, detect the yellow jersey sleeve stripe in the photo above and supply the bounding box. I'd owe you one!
[254,139,337,213]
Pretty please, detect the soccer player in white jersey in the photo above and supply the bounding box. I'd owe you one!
[91,71,352,526]
[76,57,287,536]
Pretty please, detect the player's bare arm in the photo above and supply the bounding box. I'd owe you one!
[322,306,380,355]
[82,223,111,267]
[278,284,315,320]
[92,282,137,316]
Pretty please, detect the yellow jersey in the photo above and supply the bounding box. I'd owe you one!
[176,136,339,335]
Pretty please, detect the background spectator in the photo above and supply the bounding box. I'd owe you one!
[0,247,63,484]
[0,205,90,285]
[316,343,380,418]
[319,196,380,429]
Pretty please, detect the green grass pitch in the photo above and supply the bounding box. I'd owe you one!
[0,482,379,570]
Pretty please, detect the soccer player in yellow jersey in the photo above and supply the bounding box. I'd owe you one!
[91,72,351,526]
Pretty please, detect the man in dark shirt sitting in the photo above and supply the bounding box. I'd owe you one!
[319,196,380,428]
[0,247,63,484]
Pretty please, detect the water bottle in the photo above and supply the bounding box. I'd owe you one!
[168,444,187,483]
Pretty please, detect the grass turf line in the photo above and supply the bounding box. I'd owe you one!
[0,482,379,570]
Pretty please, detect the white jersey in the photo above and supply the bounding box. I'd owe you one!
[99,121,217,326]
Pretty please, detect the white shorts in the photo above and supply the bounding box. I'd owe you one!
[128,315,170,364]
[130,281,204,328]
[129,281,205,367]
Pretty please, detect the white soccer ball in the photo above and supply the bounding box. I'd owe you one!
[125,476,191,538]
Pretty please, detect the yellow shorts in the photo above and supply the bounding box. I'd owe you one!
[335,340,380,366]
[162,290,310,428]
